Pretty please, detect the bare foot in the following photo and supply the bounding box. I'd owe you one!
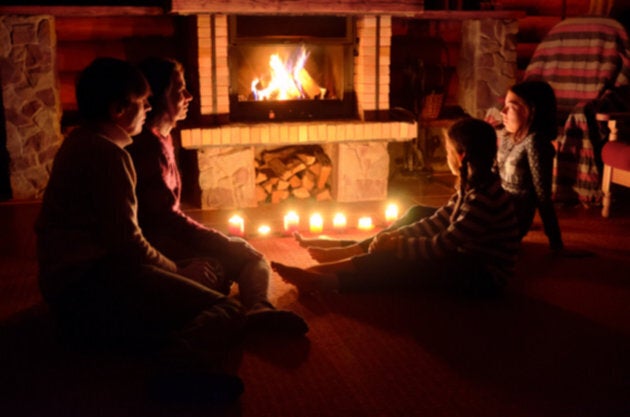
[270,261,337,292]
[308,245,365,263]
[293,232,348,249]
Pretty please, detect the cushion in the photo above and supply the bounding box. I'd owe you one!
[602,140,630,170]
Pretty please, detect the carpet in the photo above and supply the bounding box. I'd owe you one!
[1,204,629,417]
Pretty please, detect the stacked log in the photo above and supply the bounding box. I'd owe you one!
[255,145,333,204]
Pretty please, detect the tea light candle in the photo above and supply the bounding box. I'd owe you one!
[309,213,324,234]
[228,214,245,237]
[332,212,347,232]
[257,224,271,236]
[385,203,399,225]
[283,211,300,234]
[357,216,374,231]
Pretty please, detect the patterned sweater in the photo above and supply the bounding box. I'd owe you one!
[393,176,520,285]
[496,129,563,249]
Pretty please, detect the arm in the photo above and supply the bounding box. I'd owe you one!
[369,195,458,257]
[91,145,177,272]
[526,138,564,250]
[130,133,211,238]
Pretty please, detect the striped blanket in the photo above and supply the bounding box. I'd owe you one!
[525,17,630,205]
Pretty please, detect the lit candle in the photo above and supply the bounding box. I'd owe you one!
[385,203,399,225]
[332,212,347,232]
[357,216,374,231]
[258,224,271,236]
[228,214,245,237]
[283,210,300,234]
[309,213,324,234]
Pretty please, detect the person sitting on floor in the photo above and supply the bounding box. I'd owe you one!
[36,58,247,402]
[273,118,521,296]
[127,56,307,335]
[295,80,565,263]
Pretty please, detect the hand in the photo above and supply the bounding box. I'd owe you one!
[368,232,398,253]
[178,259,220,288]
[484,107,503,128]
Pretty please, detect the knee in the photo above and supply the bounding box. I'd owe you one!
[405,205,435,220]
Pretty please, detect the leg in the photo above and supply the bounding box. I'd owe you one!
[305,205,439,263]
[270,258,356,293]
[52,261,244,351]
[219,238,308,335]
[293,231,356,248]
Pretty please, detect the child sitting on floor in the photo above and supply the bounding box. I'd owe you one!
[272,118,521,296]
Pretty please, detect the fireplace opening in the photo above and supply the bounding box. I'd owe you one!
[228,15,357,122]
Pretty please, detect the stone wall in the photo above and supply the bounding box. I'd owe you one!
[457,18,518,118]
[0,15,62,199]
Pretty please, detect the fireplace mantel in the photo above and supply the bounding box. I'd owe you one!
[170,0,523,18]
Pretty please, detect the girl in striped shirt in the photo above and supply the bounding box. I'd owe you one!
[272,118,521,295]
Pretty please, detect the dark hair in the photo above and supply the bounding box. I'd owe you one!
[447,118,498,220]
[509,80,558,142]
[447,117,497,182]
[138,57,184,124]
[76,57,149,122]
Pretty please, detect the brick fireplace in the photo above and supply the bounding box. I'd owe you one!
[180,13,417,209]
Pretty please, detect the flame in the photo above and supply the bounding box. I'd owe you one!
[251,46,322,101]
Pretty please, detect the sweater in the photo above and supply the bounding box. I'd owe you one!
[394,176,520,285]
[35,124,177,301]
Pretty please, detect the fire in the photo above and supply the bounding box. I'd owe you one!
[251,46,324,101]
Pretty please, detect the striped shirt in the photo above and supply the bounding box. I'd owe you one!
[393,177,521,285]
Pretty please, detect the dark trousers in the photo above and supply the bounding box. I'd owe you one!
[48,260,242,351]
[339,251,500,297]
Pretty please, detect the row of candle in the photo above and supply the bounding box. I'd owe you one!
[227,204,400,237]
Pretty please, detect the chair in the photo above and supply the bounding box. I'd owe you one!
[598,112,630,217]
[523,16,630,206]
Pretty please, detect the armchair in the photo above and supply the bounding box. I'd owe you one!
[598,112,630,217]
[523,16,630,206]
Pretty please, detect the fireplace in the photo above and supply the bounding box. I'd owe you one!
[228,15,356,122]
[180,13,419,209]
[174,11,519,209]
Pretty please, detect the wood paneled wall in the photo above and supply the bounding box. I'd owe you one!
[55,15,180,112]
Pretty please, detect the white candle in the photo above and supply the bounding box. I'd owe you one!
[385,203,399,225]
[258,224,271,236]
[357,216,374,231]
[283,211,300,234]
[332,212,347,232]
[309,213,324,234]
[228,214,245,237]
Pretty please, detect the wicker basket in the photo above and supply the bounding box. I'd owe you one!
[420,91,444,120]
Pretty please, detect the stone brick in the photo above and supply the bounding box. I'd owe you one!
[35,87,57,107]
[11,23,37,45]
[21,99,43,119]
[37,18,52,46]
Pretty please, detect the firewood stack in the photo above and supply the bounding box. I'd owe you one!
[254,145,333,204]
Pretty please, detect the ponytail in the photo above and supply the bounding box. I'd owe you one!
[451,156,469,222]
